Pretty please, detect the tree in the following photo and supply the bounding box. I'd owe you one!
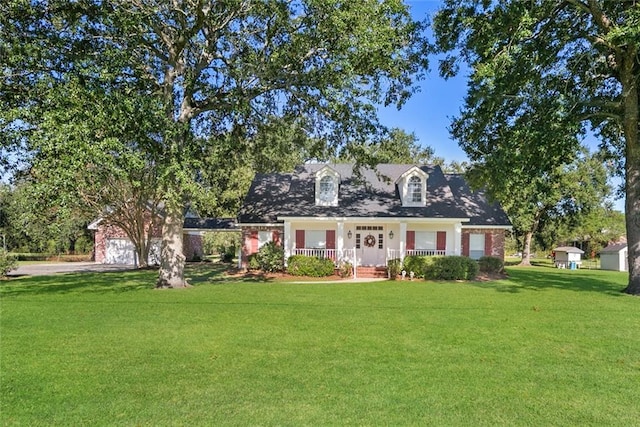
[432,1,640,293]
[2,0,428,288]
[336,127,443,164]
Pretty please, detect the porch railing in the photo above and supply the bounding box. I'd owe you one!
[292,248,337,260]
[387,248,448,260]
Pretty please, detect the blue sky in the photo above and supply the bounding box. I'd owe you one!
[378,0,626,211]
[377,0,467,163]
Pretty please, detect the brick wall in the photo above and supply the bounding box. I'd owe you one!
[183,233,204,261]
[461,228,506,260]
[241,226,284,267]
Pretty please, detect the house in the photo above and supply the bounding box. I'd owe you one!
[238,164,512,274]
[553,246,584,269]
[89,216,236,265]
[600,243,628,272]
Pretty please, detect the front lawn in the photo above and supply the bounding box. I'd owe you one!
[1,265,639,425]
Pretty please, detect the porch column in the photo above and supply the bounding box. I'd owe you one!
[399,221,407,263]
[284,221,292,265]
[453,223,462,255]
[337,221,344,255]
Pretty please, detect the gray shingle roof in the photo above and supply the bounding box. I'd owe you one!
[600,243,627,253]
[238,164,511,226]
[183,217,236,230]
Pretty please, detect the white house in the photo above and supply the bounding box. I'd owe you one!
[238,164,512,276]
[600,243,628,272]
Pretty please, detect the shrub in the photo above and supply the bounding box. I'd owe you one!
[387,258,402,280]
[220,251,234,263]
[402,255,428,279]
[255,242,284,272]
[425,256,478,280]
[0,250,17,278]
[338,261,353,278]
[287,255,335,277]
[247,254,260,270]
[478,256,504,274]
[402,255,440,279]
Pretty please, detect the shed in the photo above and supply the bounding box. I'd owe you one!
[553,246,584,269]
[600,243,628,272]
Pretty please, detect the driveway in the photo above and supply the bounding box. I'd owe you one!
[8,262,136,277]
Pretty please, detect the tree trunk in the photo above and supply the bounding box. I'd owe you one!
[156,203,189,288]
[621,50,640,295]
[519,231,533,266]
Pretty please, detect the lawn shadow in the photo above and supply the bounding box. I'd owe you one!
[472,265,628,296]
[0,269,155,297]
[186,262,279,285]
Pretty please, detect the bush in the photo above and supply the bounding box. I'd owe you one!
[338,261,353,278]
[255,242,284,272]
[220,251,234,263]
[247,254,260,270]
[387,258,402,280]
[287,255,335,277]
[402,255,438,279]
[425,256,478,281]
[1,250,17,278]
[478,256,504,274]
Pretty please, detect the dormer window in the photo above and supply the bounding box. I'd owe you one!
[408,176,422,203]
[315,166,340,206]
[396,166,428,207]
[319,176,334,202]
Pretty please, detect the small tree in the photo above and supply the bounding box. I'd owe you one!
[0,249,17,278]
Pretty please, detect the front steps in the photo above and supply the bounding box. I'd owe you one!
[356,266,388,279]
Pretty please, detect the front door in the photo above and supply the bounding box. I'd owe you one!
[356,225,386,266]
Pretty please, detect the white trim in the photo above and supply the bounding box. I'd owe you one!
[87,218,103,230]
[461,225,512,230]
[278,216,470,223]
[237,223,283,227]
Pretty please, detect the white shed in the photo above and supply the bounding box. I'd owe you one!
[600,243,628,272]
[553,246,584,269]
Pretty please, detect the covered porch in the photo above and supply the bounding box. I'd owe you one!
[282,217,466,268]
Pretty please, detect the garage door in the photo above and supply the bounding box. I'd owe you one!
[105,238,162,265]
[105,238,136,264]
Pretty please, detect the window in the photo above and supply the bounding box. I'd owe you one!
[469,233,485,260]
[258,231,272,249]
[408,176,422,203]
[319,176,334,202]
[305,230,326,248]
[415,231,436,250]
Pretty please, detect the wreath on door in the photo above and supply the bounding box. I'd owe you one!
[363,234,377,247]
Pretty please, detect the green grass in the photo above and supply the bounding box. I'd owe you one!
[1,264,639,426]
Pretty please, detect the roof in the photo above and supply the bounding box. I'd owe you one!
[553,246,585,254]
[600,243,627,253]
[183,217,237,230]
[239,164,511,226]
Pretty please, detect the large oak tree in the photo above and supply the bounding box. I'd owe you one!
[432,1,640,294]
[2,0,428,287]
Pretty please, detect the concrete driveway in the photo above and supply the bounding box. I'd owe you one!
[8,262,136,276]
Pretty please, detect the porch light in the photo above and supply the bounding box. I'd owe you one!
[347,230,352,239]
[389,230,394,239]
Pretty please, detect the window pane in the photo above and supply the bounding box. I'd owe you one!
[415,231,436,250]
[305,230,326,248]
[408,176,421,203]
[258,231,271,248]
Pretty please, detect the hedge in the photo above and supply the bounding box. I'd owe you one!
[287,255,335,277]
[425,256,478,280]
[403,255,478,280]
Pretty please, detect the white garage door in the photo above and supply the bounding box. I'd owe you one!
[106,238,136,264]
[105,238,162,265]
